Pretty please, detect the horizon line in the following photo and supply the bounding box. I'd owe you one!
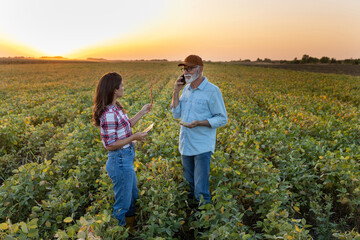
[1,55,360,62]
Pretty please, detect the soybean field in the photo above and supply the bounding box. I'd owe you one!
[0,62,360,239]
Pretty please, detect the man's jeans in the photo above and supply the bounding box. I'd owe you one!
[181,151,212,205]
[106,145,138,226]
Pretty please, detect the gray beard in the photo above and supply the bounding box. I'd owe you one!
[185,68,199,84]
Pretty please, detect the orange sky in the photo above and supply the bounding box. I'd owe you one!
[0,0,359,61]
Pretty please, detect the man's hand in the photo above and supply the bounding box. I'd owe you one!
[180,120,211,128]
[172,75,185,109]
[180,120,199,128]
[174,74,186,92]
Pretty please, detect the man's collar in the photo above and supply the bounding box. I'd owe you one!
[196,77,208,90]
[188,77,208,91]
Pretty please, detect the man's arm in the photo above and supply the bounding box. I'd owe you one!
[207,87,227,128]
[171,75,185,108]
[171,90,180,109]
[180,120,211,128]
[171,75,186,119]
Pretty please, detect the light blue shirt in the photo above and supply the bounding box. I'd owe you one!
[171,77,227,155]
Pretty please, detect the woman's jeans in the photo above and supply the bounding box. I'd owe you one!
[106,145,138,226]
[181,151,212,205]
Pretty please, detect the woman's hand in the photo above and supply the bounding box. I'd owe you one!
[130,104,153,127]
[133,132,148,141]
[141,103,152,115]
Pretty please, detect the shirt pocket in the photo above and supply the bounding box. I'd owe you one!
[193,99,208,114]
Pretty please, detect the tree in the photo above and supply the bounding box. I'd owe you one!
[292,57,300,64]
[301,54,310,63]
[263,58,272,63]
[320,57,330,63]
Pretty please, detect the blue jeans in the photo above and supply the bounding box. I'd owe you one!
[181,151,212,205]
[106,145,138,226]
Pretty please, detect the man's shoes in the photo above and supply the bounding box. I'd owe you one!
[125,216,135,234]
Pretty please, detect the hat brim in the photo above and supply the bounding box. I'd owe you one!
[178,61,197,67]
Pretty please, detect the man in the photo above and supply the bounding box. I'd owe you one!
[171,54,227,206]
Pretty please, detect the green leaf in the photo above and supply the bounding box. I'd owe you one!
[63,217,73,223]
[27,228,38,238]
[79,217,88,225]
[0,223,8,230]
[77,231,86,239]
[20,222,28,233]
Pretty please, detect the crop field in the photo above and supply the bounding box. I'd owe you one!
[237,62,360,77]
[0,62,360,239]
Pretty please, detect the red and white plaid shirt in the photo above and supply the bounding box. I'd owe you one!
[100,104,133,148]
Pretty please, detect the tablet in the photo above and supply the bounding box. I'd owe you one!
[143,123,154,133]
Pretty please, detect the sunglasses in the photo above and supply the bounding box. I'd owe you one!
[180,66,198,72]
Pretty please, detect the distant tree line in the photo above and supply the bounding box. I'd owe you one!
[280,55,360,65]
[232,55,360,65]
[134,59,168,62]
[256,58,272,63]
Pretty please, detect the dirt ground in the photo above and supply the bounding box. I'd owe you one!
[237,63,360,76]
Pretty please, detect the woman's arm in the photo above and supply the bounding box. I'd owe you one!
[101,109,148,151]
[129,103,152,126]
[105,132,147,151]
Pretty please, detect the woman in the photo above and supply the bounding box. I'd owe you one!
[93,72,151,230]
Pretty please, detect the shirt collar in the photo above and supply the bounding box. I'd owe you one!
[197,77,208,90]
[106,104,120,111]
[186,77,208,91]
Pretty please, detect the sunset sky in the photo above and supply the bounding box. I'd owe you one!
[0,0,359,61]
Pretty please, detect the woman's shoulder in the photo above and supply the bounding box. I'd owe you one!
[100,105,118,122]
[100,105,113,116]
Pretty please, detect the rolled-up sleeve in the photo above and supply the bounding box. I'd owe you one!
[171,104,181,119]
[207,87,227,128]
[100,112,117,147]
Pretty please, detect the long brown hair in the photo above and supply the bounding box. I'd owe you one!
[93,72,124,126]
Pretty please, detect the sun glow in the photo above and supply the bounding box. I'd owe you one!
[0,34,45,57]
[0,0,360,60]
[0,0,167,57]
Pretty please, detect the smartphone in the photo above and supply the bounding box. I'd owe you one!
[180,74,186,85]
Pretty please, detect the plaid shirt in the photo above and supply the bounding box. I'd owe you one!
[100,104,133,148]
